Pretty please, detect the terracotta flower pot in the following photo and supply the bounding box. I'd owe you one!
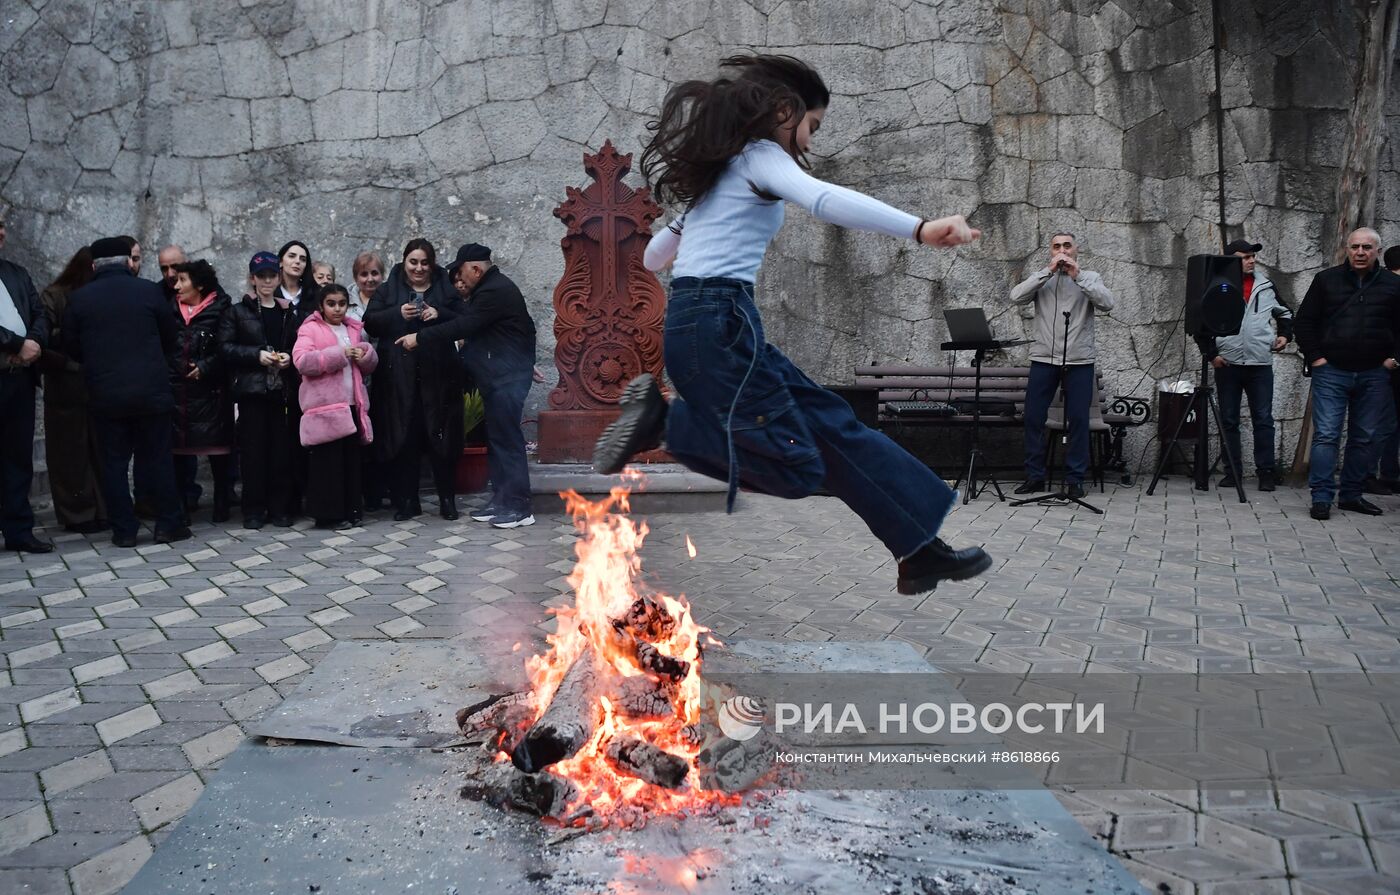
[455,445,489,494]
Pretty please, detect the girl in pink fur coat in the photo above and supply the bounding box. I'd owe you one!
[294,284,378,529]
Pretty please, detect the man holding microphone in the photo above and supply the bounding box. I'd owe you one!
[1010,232,1117,499]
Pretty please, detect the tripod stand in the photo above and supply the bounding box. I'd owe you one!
[944,338,1022,503]
[1012,307,1102,513]
[1146,356,1247,502]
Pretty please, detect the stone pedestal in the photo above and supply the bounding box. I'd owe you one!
[537,141,668,464]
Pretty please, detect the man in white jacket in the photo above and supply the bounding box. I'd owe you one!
[1010,232,1116,498]
[1193,239,1293,492]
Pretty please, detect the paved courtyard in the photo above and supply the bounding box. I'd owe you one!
[1,474,1398,895]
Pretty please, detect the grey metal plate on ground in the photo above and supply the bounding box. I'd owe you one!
[246,640,526,747]
[126,641,1144,895]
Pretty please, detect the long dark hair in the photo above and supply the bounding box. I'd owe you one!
[277,240,315,296]
[315,282,349,311]
[49,246,93,294]
[640,54,831,207]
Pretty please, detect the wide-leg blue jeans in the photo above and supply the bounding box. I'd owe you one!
[662,277,956,560]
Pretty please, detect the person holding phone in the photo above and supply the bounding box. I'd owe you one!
[217,252,300,529]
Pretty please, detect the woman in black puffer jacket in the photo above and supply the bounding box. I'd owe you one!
[363,239,466,521]
[170,260,235,522]
[217,252,304,529]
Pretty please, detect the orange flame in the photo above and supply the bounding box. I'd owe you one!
[516,487,738,824]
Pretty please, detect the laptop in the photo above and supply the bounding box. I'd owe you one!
[943,307,996,343]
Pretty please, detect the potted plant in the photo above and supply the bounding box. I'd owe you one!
[455,389,489,493]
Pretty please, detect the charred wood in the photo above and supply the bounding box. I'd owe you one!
[605,736,689,788]
[511,646,600,773]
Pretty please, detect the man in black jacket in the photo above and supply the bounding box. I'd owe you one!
[399,243,538,528]
[1294,227,1400,520]
[0,213,54,553]
[64,237,189,546]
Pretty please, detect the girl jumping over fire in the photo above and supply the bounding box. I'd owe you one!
[593,54,992,594]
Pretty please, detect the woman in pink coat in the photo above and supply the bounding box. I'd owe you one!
[294,284,378,530]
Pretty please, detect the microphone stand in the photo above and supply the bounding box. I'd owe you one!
[1013,274,1102,514]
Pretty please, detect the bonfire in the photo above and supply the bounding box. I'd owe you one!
[457,485,768,829]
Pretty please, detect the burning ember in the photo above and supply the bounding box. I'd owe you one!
[457,485,763,829]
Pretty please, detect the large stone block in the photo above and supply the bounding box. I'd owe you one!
[426,0,495,66]
[431,63,487,119]
[340,30,396,92]
[70,114,124,171]
[909,79,961,125]
[992,66,1038,115]
[534,81,609,145]
[419,110,495,175]
[478,99,548,162]
[1152,55,1212,128]
[969,202,1041,261]
[286,41,346,100]
[387,38,447,91]
[979,155,1030,205]
[541,32,593,86]
[161,1,199,49]
[25,94,73,144]
[377,90,443,138]
[92,0,168,62]
[1283,34,1351,110]
[5,143,83,213]
[172,98,254,157]
[1028,160,1075,208]
[3,22,69,97]
[1116,13,1208,72]
[1121,112,1188,179]
[768,0,904,49]
[1021,30,1074,84]
[1076,169,1167,223]
[41,0,95,44]
[485,54,550,102]
[310,90,379,142]
[251,97,314,150]
[1093,71,1163,131]
[1040,70,1094,116]
[0,3,38,56]
[552,0,608,31]
[218,38,292,99]
[1057,114,1123,168]
[147,47,228,106]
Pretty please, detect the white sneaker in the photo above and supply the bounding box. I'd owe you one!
[490,511,535,529]
[470,506,501,522]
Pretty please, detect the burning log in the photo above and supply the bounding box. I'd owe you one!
[459,763,579,819]
[605,736,689,789]
[610,675,677,720]
[511,646,600,773]
[603,597,692,682]
[637,642,689,681]
[456,692,534,751]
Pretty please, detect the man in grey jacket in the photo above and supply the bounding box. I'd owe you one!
[1010,232,1116,498]
[1194,239,1293,492]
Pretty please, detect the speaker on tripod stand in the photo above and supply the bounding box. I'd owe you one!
[1147,254,1249,501]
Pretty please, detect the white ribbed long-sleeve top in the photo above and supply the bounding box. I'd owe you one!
[643,139,922,282]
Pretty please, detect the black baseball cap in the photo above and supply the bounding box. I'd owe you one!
[1223,239,1263,255]
[446,243,491,275]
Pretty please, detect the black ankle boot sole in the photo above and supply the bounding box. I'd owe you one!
[593,374,666,475]
[896,549,994,596]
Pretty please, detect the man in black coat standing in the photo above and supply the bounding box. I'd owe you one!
[1294,227,1400,520]
[0,212,54,553]
[398,243,538,528]
[64,237,189,547]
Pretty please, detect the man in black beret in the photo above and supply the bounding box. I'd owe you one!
[0,210,54,552]
[397,243,538,528]
[63,236,188,546]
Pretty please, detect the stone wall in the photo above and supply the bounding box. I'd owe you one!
[2,0,1391,478]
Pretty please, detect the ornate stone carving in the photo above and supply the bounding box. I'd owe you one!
[538,141,668,462]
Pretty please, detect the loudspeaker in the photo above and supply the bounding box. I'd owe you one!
[1185,254,1245,338]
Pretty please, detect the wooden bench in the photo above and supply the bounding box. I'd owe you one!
[851,364,1151,485]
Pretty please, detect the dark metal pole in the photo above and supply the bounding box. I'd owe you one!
[1212,0,1228,249]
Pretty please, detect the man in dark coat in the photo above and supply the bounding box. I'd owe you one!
[64,237,189,546]
[0,213,54,553]
[1294,227,1400,520]
[402,243,537,528]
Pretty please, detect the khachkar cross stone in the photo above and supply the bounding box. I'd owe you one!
[537,140,669,463]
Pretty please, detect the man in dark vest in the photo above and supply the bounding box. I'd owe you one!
[63,237,189,546]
